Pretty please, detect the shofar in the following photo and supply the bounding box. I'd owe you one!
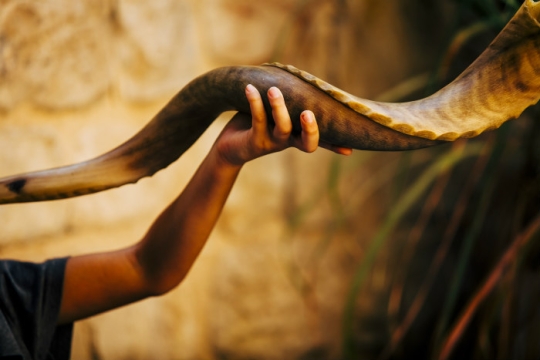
[1,0,539,204]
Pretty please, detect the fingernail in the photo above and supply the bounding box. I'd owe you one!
[268,87,280,99]
[245,84,256,94]
[301,111,314,123]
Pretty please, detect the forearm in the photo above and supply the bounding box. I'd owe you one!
[133,146,242,295]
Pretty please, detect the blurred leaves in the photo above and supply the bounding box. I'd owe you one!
[342,142,485,359]
[276,0,540,359]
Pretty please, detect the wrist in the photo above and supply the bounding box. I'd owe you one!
[207,144,244,175]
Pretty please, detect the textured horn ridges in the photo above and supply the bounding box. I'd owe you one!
[267,0,540,141]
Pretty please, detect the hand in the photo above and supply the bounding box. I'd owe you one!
[214,84,352,167]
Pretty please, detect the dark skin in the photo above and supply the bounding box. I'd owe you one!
[57,85,352,324]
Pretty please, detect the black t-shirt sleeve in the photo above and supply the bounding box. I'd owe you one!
[0,258,73,360]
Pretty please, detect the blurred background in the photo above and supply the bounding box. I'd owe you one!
[0,0,539,359]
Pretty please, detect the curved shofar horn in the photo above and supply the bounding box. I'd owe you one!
[1,0,540,204]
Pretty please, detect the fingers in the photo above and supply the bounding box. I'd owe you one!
[298,112,352,155]
[245,84,292,144]
[267,87,292,141]
[299,111,319,153]
[245,84,267,136]
[319,142,354,156]
[245,85,292,140]
[243,84,352,156]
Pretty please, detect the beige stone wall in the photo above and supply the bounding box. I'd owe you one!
[0,1,448,358]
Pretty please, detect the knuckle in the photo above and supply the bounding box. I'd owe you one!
[253,137,268,150]
[304,126,317,135]
[275,129,291,141]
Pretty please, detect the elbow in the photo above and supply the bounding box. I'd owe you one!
[144,275,184,297]
[129,245,186,298]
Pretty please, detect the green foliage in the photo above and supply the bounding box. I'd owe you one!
[275,0,540,359]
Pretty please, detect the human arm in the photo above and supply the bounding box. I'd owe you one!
[57,85,351,324]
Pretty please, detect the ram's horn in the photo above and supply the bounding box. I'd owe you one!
[1,0,539,204]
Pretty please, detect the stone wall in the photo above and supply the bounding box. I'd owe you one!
[0,1,448,358]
